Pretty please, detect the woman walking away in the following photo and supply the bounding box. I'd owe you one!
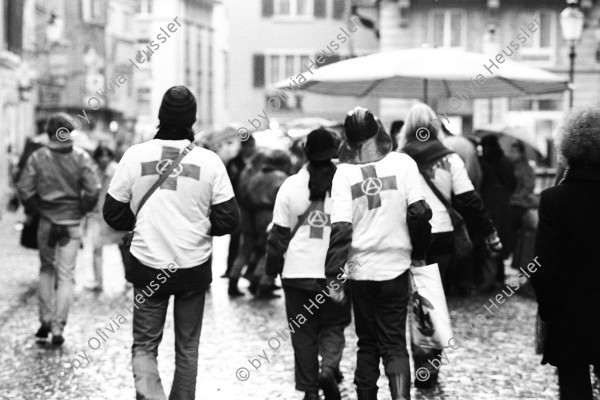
[400,103,502,388]
[264,128,350,400]
[326,107,433,400]
[531,104,600,400]
[87,145,124,292]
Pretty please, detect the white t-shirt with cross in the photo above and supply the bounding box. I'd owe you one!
[331,152,426,281]
[272,167,332,279]
[108,139,234,269]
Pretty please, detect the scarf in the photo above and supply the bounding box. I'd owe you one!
[402,139,454,168]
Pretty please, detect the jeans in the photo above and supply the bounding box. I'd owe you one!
[351,272,410,389]
[283,286,351,392]
[557,364,597,400]
[37,218,82,335]
[132,287,207,400]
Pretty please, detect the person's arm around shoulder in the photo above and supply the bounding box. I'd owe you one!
[403,154,432,265]
[209,153,240,236]
[325,167,353,301]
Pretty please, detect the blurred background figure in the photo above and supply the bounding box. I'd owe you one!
[477,135,515,291]
[507,140,537,271]
[389,120,404,151]
[531,104,600,400]
[224,135,256,279]
[16,113,100,345]
[86,145,124,292]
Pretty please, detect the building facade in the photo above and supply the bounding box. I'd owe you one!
[226,0,381,132]
[0,0,37,214]
[378,0,600,164]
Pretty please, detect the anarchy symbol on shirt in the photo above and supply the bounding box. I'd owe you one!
[156,159,183,177]
[307,210,328,228]
[361,177,383,196]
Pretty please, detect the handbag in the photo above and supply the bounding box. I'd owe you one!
[121,143,196,279]
[421,172,473,259]
[20,213,40,249]
[409,263,453,349]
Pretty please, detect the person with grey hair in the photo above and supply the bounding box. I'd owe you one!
[531,104,600,400]
[17,113,100,345]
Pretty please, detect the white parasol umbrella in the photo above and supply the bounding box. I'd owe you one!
[274,48,568,101]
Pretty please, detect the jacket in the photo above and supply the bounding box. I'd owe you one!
[531,164,600,366]
[17,141,100,225]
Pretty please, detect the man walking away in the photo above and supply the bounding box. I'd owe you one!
[17,113,100,345]
[103,86,239,400]
[326,107,432,400]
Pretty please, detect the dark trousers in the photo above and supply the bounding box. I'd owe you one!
[283,286,351,392]
[132,287,207,400]
[557,364,595,400]
[351,272,410,389]
[225,230,240,276]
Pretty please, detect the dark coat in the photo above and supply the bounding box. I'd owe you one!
[531,164,600,366]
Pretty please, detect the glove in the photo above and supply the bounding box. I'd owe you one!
[485,231,503,258]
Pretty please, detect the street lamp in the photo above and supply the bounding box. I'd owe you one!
[560,0,585,108]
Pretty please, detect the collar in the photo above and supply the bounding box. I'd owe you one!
[47,141,73,153]
[563,164,600,184]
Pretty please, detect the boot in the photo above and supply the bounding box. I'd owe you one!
[319,368,341,400]
[389,373,410,400]
[356,386,378,400]
[303,392,319,400]
[228,278,244,297]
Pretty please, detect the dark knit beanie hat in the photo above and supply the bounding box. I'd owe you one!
[344,107,379,143]
[158,86,197,128]
[304,127,338,161]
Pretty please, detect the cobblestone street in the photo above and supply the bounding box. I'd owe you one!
[0,211,591,400]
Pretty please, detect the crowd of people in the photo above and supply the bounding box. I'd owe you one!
[7,84,600,400]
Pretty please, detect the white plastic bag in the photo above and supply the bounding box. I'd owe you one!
[409,263,453,349]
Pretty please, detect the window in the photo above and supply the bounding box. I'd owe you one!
[509,97,563,111]
[429,10,466,48]
[517,11,557,66]
[332,0,345,20]
[265,53,312,84]
[82,0,102,22]
[274,0,313,17]
[139,0,153,14]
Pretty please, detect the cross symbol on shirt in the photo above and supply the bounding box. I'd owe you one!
[350,165,397,210]
[298,202,330,239]
[141,146,200,190]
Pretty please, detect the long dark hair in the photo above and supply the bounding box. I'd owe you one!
[307,159,336,201]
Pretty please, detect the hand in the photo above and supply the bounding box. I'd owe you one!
[485,232,503,257]
[412,259,426,267]
[329,287,346,304]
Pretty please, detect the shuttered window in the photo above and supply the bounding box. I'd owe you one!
[262,0,274,17]
[253,54,266,87]
[332,0,345,19]
[314,0,326,18]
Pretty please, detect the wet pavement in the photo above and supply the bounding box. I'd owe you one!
[0,210,596,399]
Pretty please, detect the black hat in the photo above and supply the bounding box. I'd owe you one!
[158,86,197,128]
[344,107,379,143]
[304,127,338,161]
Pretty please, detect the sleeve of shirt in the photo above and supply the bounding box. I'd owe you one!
[403,155,426,206]
[330,168,353,224]
[271,180,290,228]
[16,154,40,214]
[107,149,134,203]
[211,155,235,205]
[450,153,475,196]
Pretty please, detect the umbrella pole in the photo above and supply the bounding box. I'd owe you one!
[423,79,428,104]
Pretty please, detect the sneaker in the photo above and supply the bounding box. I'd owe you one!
[52,334,65,346]
[35,323,51,339]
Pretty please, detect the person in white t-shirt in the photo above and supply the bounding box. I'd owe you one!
[325,107,433,400]
[103,86,239,400]
[400,103,502,389]
[264,128,351,400]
